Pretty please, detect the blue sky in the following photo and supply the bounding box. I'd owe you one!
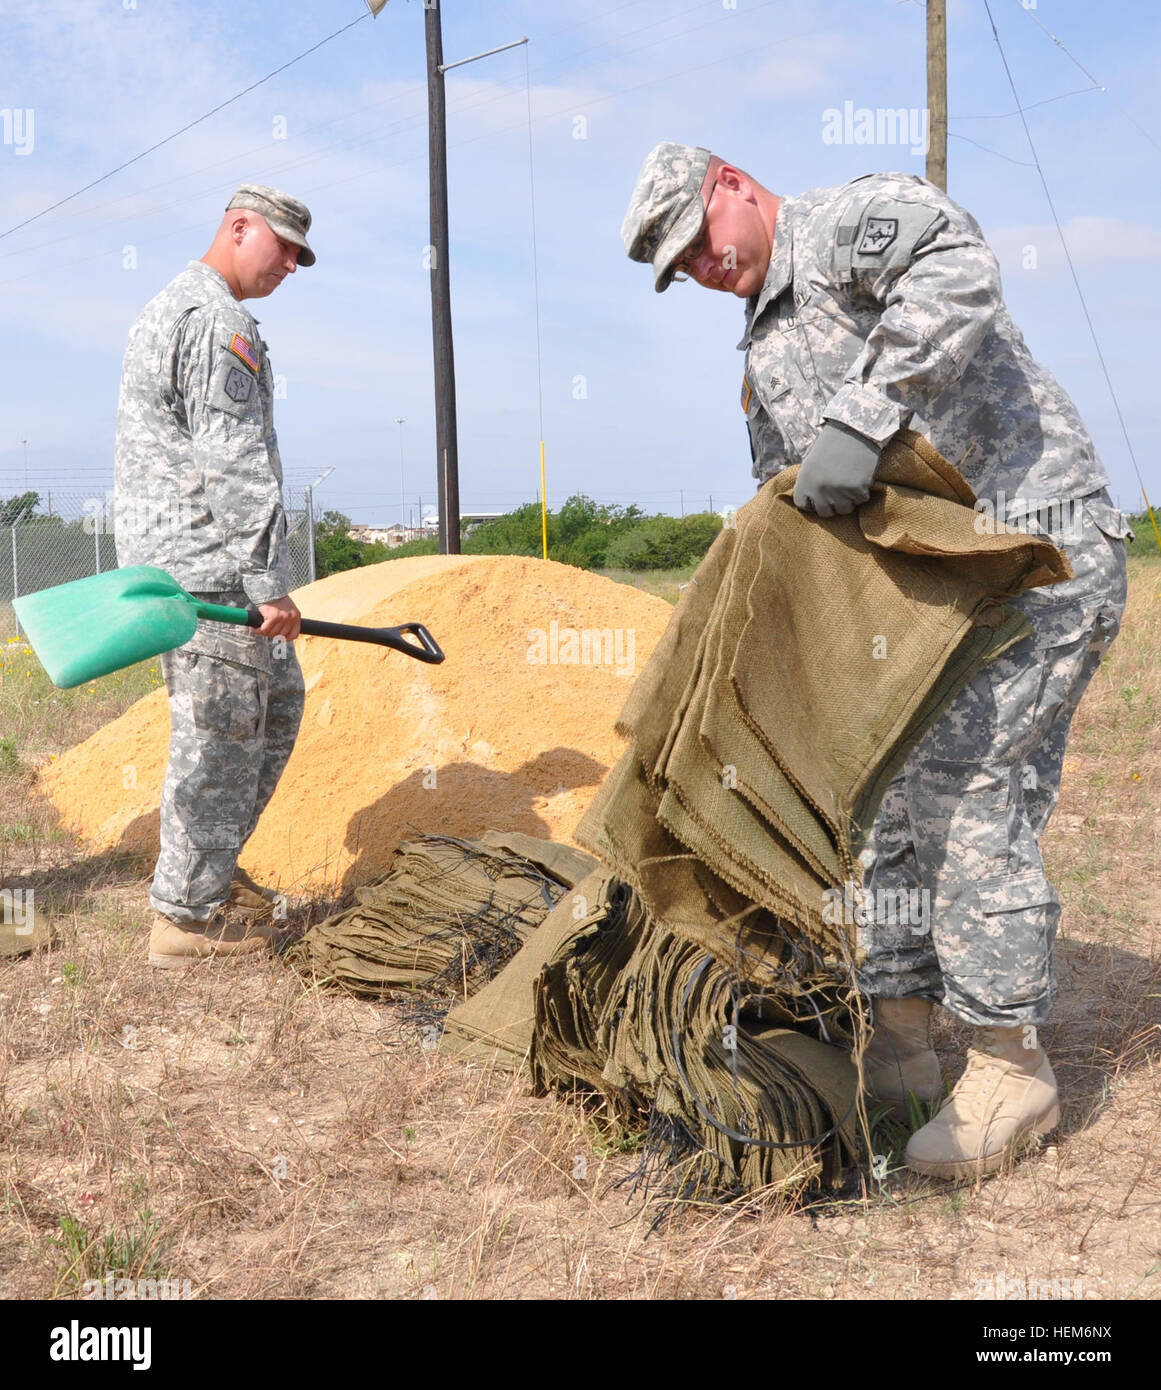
[1,0,1158,525]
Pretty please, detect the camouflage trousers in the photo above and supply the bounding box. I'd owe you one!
[857,490,1131,1026]
[151,594,305,923]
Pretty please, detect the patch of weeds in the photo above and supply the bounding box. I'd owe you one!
[586,1114,645,1159]
[1127,1262,1161,1299]
[0,736,19,773]
[122,1175,150,1204]
[60,961,83,987]
[53,1207,169,1292]
[939,1188,966,1216]
[863,1091,947,1185]
[0,822,35,842]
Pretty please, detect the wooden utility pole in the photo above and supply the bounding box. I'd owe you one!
[425,5,461,554]
[926,0,948,190]
[367,4,526,554]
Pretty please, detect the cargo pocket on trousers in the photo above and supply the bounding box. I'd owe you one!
[970,868,1060,1008]
[187,655,266,741]
[181,821,243,907]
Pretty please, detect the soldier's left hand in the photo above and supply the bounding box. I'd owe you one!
[793,422,882,518]
[256,595,301,640]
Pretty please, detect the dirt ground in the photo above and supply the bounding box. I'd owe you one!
[1,560,1158,1301]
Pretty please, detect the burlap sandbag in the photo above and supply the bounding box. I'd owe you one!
[439,867,616,1069]
[289,832,595,999]
[530,884,859,1195]
[577,430,1069,964]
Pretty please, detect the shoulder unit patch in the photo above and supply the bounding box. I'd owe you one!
[857,218,898,255]
[223,365,254,404]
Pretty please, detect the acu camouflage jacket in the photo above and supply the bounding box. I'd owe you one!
[114,260,292,606]
[741,172,1113,520]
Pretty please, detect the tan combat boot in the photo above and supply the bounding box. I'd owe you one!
[904,1025,1059,1180]
[228,866,284,919]
[148,909,281,969]
[862,997,944,1120]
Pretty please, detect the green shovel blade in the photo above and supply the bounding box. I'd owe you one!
[12,565,231,688]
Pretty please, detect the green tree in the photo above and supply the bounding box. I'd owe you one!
[0,491,41,526]
[313,509,366,578]
[605,511,721,571]
[381,535,439,560]
[462,502,546,557]
[1126,509,1160,558]
[326,497,724,574]
[552,494,646,568]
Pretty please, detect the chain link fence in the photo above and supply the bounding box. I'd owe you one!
[0,487,317,643]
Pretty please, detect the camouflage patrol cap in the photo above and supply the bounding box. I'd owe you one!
[622,142,712,292]
[226,183,316,267]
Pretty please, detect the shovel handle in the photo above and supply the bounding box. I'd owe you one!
[194,600,445,664]
[297,616,445,664]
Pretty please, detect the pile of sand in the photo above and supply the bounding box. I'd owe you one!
[41,555,673,893]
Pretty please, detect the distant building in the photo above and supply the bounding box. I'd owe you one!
[348,523,412,547]
[346,512,502,547]
[425,511,503,535]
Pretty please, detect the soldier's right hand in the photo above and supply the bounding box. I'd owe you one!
[256,595,301,640]
[793,422,883,519]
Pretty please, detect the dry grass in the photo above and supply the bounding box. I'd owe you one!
[598,566,696,606]
[1,561,1158,1300]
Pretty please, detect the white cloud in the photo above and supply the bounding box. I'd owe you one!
[989,216,1161,271]
[751,33,861,100]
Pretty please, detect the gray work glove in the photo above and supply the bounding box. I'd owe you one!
[793,422,882,519]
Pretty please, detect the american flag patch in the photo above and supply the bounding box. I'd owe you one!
[228,333,259,372]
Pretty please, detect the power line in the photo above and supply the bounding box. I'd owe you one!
[305,9,848,206]
[0,11,371,242]
[948,132,1034,167]
[0,0,801,268]
[0,3,842,293]
[0,77,429,257]
[983,0,1157,536]
[950,84,1102,121]
[0,0,678,256]
[1012,0,1161,157]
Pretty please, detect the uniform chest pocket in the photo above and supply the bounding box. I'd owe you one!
[751,376,817,462]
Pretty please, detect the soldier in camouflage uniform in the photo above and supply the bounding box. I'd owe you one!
[115,184,315,968]
[622,143,1131,1178]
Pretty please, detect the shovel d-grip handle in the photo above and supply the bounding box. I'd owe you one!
[295,616,445,664]
[193,599,445,664]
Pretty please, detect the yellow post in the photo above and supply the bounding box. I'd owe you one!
[539,440,548,560]
[1139,489,1161,554]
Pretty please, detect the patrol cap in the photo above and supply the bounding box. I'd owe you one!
[226,183,316,267]
[622,142,712,292]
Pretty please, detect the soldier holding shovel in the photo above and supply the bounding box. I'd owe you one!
[115,185,314,968]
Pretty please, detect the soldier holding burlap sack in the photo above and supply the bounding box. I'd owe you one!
[621,143,1131,1180]
[115,184,316,969]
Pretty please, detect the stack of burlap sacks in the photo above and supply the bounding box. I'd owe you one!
[287,830,594,997]
[297,432,1067,1197]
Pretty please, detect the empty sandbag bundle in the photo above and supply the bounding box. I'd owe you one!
[288,830,595,998]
